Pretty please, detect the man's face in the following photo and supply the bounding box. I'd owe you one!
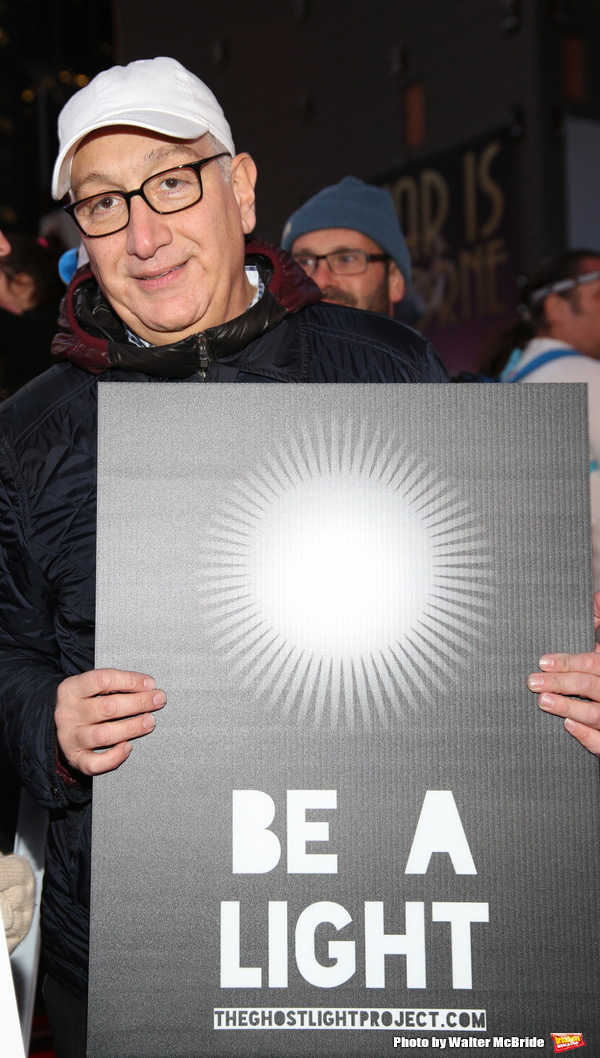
[564,257,600,359]
[547,257,600,359]
[70,128,257,345]
[290,227,405,315]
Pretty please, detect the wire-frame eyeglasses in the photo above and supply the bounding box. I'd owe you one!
[292,249,390,277]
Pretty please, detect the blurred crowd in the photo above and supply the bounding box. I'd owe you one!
[0,229,64,399]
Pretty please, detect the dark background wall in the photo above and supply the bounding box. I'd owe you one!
[0,0,115,235]
[111,0,600,270]
[1,0,598,261]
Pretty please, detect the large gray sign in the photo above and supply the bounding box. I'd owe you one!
[90,384,599,1057]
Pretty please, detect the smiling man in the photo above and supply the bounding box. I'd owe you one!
[69,138,251,338]
[281,176,410,316]
[0,57,448,1058]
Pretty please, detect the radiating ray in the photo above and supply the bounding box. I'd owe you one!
[362,656,388,727]
[313,658,333,725]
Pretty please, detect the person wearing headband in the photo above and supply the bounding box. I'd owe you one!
[477,248,600,379]
[478,248,600,591]
[0,56,448,1057]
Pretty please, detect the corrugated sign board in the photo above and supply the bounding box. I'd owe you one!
[89,384,599,1056]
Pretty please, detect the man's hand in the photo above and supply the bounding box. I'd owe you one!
[527,590,600,757]
[55,668,166,776]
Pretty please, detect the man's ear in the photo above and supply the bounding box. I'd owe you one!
[230,153,257,235]
[387,261,406,306]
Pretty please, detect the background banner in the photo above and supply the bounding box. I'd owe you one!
[90,384,599,1057]
[377,128,519,375]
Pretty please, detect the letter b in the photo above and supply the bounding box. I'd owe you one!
[232,790,281,873]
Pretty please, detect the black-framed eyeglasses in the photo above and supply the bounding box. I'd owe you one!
[530,269,600,304]
[63,153,231,238]
[292,249,390,277]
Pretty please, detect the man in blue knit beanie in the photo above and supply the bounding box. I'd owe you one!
[281,176,410,316]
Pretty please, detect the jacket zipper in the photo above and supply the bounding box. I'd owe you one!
[196,334,212,381]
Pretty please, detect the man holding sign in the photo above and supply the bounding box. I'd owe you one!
[0,57,448,1056]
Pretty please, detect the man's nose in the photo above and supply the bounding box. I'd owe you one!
[125,195,173,259]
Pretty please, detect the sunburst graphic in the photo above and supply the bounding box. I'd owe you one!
[201,419,491,726]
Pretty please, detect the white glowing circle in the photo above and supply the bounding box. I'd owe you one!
[202,423,492,725]
[250,474,432,658]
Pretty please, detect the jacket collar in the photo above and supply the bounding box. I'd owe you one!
[51,239,321,378]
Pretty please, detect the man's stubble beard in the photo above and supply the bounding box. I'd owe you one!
[321,283,390,315]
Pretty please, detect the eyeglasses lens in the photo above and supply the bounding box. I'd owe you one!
[74,194,129,236]
[328,251,369,274]
[143,168,202,212]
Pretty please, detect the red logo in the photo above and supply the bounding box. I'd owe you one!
[551,1034,586,1053]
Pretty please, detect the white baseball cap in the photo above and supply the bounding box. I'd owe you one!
[52,56,235,200]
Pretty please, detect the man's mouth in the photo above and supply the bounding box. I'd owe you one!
[134,262,186,282]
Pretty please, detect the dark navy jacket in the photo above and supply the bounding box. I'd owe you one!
[0,240,448,995]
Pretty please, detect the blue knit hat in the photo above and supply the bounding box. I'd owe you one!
[281,176,411,284]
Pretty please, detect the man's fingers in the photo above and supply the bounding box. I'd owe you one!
[84,710,157,750]
[61,668,157,700]
[63,708,159,775]
[55,668,166,775]
[93,688,166,722]
[564,717,600,756]
[536,691,600,730]
[528,649,600,702]
[528,650,600,757]
[527,668,600,699]
[71,740,133,777]
[56,682,166,729]
[59,708,159,774]
[536,690,600,755]
[537,651,600,675]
